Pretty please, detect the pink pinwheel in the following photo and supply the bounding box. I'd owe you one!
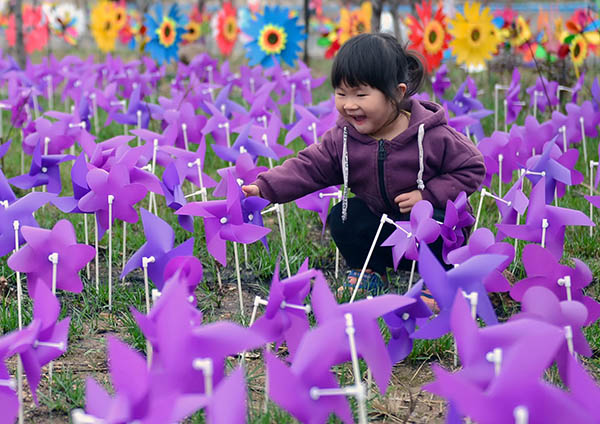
[424,292,589,424]
[439,191,475,261]
[510,244,599,325]
[411,244,507,339]
[496,178,594,260]
[9,142,75,193]
[512,286,592,381]
[504,68,523,126]
[251,260,315,360]
[477,131,521,188]
[161,162,194,232]
[7,219,95,294]
[295,186,341,234]
[432,64,451,100]
[0,192,56,257]
[494,175,529,242]
[213,152,268,197]
[17,283,70,404]
[526,76,559,113]
[381,200,441,268]
[265,343,354,424]
[212,123,278,164]
[176,172,271,266]
[447,228,513,292]
[310,272,415,393]
[383,281,432,363]
[285,104,337,147]
[121,208,194,291]
[78,163,148,234]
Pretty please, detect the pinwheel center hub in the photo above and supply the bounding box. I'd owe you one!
[220,217,228,224]
[223,16,238,42]
[574,43,581,58]
[259,24,287,55]
[470,28,481,43]
[104,21,111,31]
[424,20,445,54]
[157,17,177,48]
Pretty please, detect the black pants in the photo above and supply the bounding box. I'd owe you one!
[328,197,448,275]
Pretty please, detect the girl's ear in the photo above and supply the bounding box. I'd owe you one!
[397,83,407,99]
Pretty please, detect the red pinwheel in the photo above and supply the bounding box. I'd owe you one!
[6,5,49,54]
[310,272,415,393]
[439,191,475,261]
[176,171,271,266]
[295,186,341,234]
[447,228,514,293]
[381,200,441,268]
[510,244,599,325]
[496,178,594,260]
[78,163,148,234]
[121,208,195,291]
[382,280,432,363]
[512,286,592,382]
[9,142,75,193]
[0,192,56,257]
[411,244,507,339]
[7,219,95,294]
[251,260,315,360]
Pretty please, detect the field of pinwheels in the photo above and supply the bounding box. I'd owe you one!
[0,43,599,424]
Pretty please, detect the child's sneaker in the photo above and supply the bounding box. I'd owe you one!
[338,269,386,297]
[420,288,440,313]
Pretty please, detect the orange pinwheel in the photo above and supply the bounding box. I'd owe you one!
[405,0,450,73]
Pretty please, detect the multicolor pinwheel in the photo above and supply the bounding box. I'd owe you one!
[144,3,188,64]
[244,6,306,68]
[405,0,451,72]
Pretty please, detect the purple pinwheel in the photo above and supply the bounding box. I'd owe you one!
[213,152,268,197]
[251,260,315,360]
[9,142,74,193]
[84,135,135,168]
[477,131,521,188]
[564,354,600,419]
[157,145,217,192]
[163,256,204,299]
[586,195,600,216]
[0,168,17,204]
[161,162,194,232]
[439,191,475,261]
[201,103,231,147]
[446,78,491,141]
[18,283,70,404]
[432,64,451,101]
[230,81,280,129]
[511,286,592,381]
[381,200,441,268]
[22,117,74,155]
[163,101,207,149]
[212,123,278,164]
[496,178,594,260]
[0,362,18,424]
[569,72,585,104]
[510,244,600,325]
[382,280,432,363]
[176,172,271,266]
[241,194,270,250]
[550,109,584,149]
[494,175,529,241]
[504,68,523,126]
[78,163,147,235]
[239,64,268,101]
[0,138,11,159]
[213,83,246,118]
[310,272,415,393]
[249,114,294,161]
[121,208,194,291]
[447,228,514,292]
[110,83,153,129]
[526,76,559,113]
[307,95,335,117]
[44,107,95,154]
[205,367,247,424]
[295,186,341,234]
[284,104,337,147]
[411,243,507,339]
[7,219,95,294]
[0,191,56,257]
[566,101,600,142]
[424,292,588,423]
[51,153,91,214]
[279,61,326,107]
[509,115,555,160]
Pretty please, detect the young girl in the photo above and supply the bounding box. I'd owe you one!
[243,33,485,301]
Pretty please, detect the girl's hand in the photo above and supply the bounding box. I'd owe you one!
[394,190,423,213]
[242,184,261,197]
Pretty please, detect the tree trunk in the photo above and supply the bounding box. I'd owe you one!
[371,0,384,33]
[302,0,310,64]
[15,0,26,69]
[390,0,402,42]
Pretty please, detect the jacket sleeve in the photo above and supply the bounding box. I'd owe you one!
[420,126,486,209]
[253,129,343,203]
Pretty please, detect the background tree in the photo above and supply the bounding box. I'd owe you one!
[15,0,26,68]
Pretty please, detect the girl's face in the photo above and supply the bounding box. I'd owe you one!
[334,82,406,138]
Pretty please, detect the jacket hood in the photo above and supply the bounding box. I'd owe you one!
[335,98,447,145]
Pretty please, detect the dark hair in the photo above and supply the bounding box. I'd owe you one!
[331,33,426,110]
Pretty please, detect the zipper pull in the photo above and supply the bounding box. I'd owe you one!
[378,139,386,160]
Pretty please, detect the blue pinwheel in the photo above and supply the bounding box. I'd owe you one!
[144,4,188,65]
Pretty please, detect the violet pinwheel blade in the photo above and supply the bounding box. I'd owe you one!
[0,362,18,424]
[205,367,247,424]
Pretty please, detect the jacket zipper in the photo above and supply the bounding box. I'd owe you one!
[377,140,395,211]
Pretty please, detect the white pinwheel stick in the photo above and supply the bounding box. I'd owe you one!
[590,161,599,237]
[580,117,588,167]
[181,122,190,151]
[187,158,207,202]
[289,83,296,124]
[564,325,575,357]
[147,139,159,214]
[503,99,525,133]
[13,220,24,424]
[142,256,155,367]
[474,188,512,231]
[218,121,231,149]
[262,134,274,169]
[71,409,102,424]
[47,252,59,393]
[233,240,245,320]
[494,84,509,132]
[319,191,343,278]
[532,91,542,119]
[192,358,214,396]
[350,214,388,303]
[108,195,114,311]
[514,405,529,424]
[462,291,478,320]
[557,275,572,301]
[136,110,142,146]
[498,154,503,198]
[32,91,40,120]
[485,347,502,377]
[558,125,567,153]
[90,93,99,134]
[309,122,318,145]
[540,218,549,249]
[382,215,418,289]
[556,85,574,112]
[94,215,99,293]
[121,221,127,283]
[45,75,53,110]
[261,204,291,278]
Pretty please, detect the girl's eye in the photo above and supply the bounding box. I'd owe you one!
[357,94,367,97]
[335,92,345,97]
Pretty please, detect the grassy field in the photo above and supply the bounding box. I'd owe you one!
[0,51,599,423]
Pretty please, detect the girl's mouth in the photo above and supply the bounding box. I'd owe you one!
[351,115,366,124]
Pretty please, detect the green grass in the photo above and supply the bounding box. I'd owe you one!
[1,54,599,422]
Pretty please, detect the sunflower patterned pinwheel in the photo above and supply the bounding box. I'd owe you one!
[339,2,371,45]
[144,3,188,64]
[216,2,239,56]
[90,0,123,53]
[405,1,451,73]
